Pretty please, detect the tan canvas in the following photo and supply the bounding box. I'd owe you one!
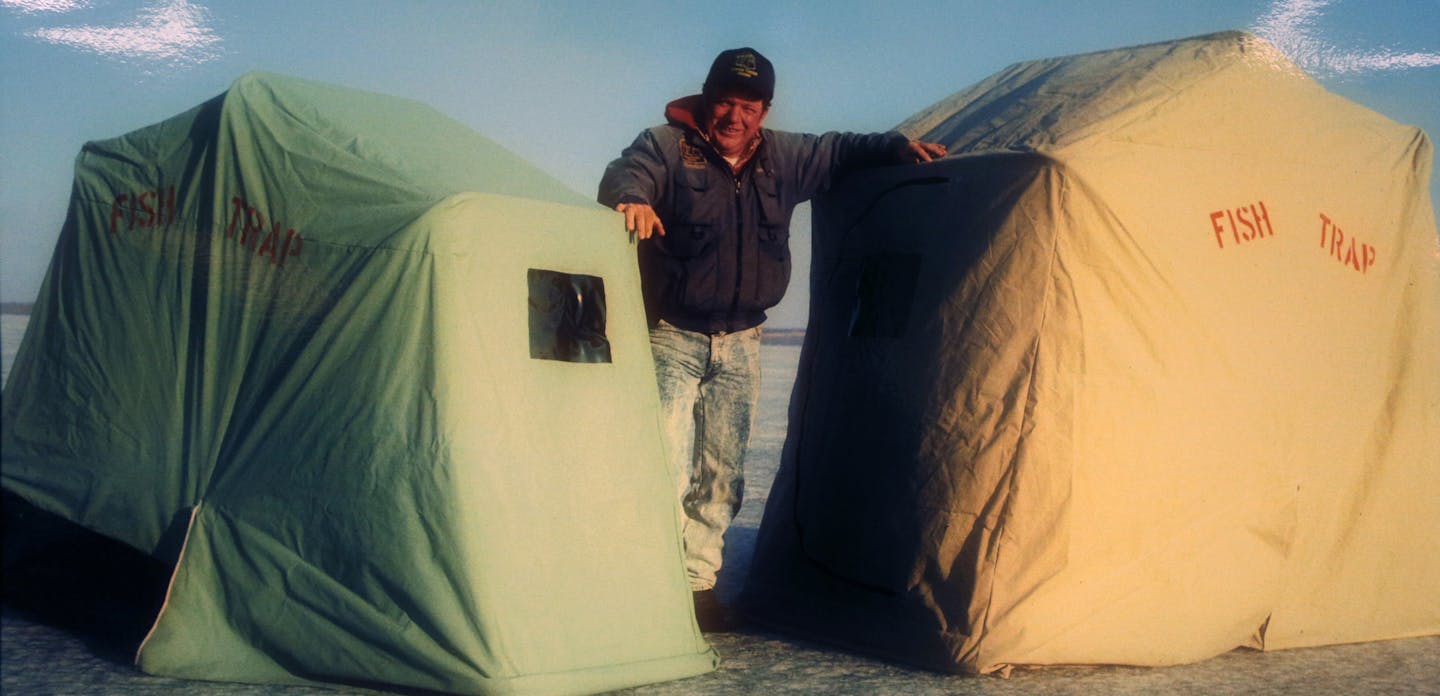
[744,31,1440,674]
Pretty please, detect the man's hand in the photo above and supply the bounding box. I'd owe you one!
[616,202,665,240]
[899,140,947,163]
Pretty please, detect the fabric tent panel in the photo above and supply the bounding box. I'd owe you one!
[777,156,1293,672]
[219,72,591,212]
[1263,166,1440,648]
[2,98,223,556]
[905,31,1440,668]
[747,29,1439,675]
[791,157,1055,590]
[432,195,712,678]
[895,32,1366,165]
[6,71,717,695]
[1053,92,1440,655]
[138,503,497,690]
[1,209,193,551]
[745,154,1079,672]
[131,209,508,687]
[1264,422,1440,649]
[136,193,716,693]
[1026,164,1296,667]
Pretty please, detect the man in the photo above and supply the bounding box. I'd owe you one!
[598,47,945,631]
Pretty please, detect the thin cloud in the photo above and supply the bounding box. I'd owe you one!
[1252,0,1440,75]
[22,0,221,65]
[0,0,92,13]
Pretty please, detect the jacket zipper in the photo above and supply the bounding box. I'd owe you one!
[730,173,743,314]
[698,131,754,323]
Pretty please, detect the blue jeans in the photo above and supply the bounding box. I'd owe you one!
[649,320,762,590]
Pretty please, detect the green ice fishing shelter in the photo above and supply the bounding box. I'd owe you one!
[1,72,717,694]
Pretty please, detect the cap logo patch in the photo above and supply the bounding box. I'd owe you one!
[731,52,759,78]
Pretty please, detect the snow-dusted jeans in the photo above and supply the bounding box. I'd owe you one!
[648,319,762,591]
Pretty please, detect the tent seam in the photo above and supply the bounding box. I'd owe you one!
[969,161,1067,672]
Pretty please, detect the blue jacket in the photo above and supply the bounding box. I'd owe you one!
[598,95,907,333]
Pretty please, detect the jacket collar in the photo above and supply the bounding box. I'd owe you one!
[665,94,762,172]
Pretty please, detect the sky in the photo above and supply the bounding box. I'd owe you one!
[1,0,1437,328]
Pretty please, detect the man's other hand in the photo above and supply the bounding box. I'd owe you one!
[616,202,666,240]
[899,140,947,163]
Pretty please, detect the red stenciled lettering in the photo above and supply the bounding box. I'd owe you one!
[1209,200,1276,250]
[241,205,265,249]
[137,191,156,228]
[1252,201,1272,237]
[223,195,302,269]
[258,223,280,261]
[110,187,182,235]
[110,194,129,234]
[1236,205,1256,241]
[1317,212,1377,275]
[1210,211,1227,249]
[278,228,301,267]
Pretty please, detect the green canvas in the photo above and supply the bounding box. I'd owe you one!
[2,72,716,695]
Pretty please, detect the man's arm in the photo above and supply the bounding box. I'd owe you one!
[898,140,947,163]
[785,131,947,200]
[598,129,670,239]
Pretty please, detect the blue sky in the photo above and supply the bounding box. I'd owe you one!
[2,0,1437,327]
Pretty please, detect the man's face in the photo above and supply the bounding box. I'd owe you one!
[704,90,768,158]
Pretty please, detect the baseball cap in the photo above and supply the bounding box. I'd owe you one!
[703,47,775,104]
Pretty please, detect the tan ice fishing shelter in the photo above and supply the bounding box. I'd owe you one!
[744,31,1440,674]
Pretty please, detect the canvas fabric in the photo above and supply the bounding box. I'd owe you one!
[1,72,717,695]
[743,31,1440,674]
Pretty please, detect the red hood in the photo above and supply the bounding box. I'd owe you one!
[665,94,705,132]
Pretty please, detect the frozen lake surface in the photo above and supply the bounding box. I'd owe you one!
[2,314,25,388]
[3,312,1437,695]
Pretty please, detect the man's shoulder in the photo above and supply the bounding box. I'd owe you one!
[633,122,694,149]
[645,122,688,136]
[759,127,808,141]
[758,128,824,158]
